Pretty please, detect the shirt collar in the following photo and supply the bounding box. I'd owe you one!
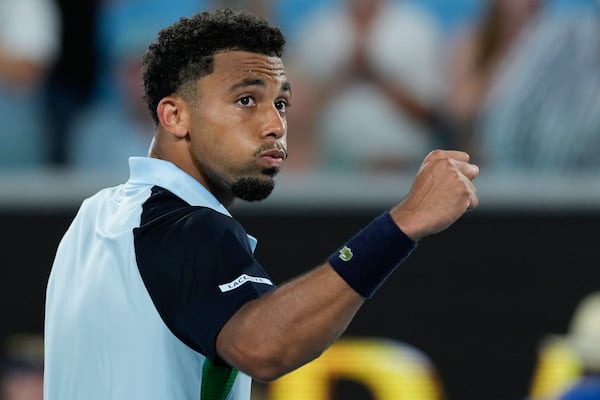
[127,157,231,217]
[127,157,258,251]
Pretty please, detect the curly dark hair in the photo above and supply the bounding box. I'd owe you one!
[142,8,286,125]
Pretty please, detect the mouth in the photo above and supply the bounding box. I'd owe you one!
[259,149,287,159]
[258,148,287,168]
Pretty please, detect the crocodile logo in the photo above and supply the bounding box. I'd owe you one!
[338,246,353,262]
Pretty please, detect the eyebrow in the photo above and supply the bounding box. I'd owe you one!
[227,78,292,95]
[228,78,265,93]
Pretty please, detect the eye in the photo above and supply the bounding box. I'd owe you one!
[275,99,289,113]
[237,96,256,107]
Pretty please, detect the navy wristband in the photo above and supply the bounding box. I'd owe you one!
[328,211,416,298]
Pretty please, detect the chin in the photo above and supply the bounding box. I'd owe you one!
[231,176,275,202]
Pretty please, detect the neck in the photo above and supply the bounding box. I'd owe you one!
[149,135,235,209]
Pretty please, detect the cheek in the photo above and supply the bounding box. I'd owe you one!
[190,108,228,149]
[189,106,258,168]
[201,106,244,142]
[190,120,240,167]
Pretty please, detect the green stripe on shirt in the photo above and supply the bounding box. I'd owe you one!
[201,359,239,400]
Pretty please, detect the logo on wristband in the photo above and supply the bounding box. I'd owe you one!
[338,246,353,262]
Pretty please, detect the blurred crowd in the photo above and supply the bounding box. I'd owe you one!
[1,0,599,177]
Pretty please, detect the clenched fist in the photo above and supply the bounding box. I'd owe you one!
[390,150,479,241]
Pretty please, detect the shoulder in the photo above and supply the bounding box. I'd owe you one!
[176,206,247,243]
[139,186,232,226]
[136,187,250,252]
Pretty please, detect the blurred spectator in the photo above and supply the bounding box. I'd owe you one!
[66,13,154,171]
[408,0,483,34]
[215,1,333,45]
[287,0,445,174]
[67,0,206,172]
[268,1,335,44]
[0,0,61,169]
[94,0,207,102]
[43,0,99,167]
[442,0,542,161]
[474,1,600,173]
[557,291,600,399]
[0,334,44,400]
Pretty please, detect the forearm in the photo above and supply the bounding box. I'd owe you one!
[217,212,415,380]
[216,263,364,382]
[217,150,479,382]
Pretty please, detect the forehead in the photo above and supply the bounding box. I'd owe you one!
[210,50,286,83]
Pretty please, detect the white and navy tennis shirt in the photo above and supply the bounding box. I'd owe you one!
[44,157,276,400]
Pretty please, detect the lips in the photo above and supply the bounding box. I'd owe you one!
[257,148,287,169]
[259,149,286,160]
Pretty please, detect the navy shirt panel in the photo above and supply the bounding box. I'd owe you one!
[133,186,275,362]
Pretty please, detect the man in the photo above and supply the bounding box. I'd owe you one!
[44,8,479,400]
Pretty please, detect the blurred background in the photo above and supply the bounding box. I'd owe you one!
[1,0,600,399]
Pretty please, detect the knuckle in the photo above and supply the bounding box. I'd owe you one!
[427,149,443,160]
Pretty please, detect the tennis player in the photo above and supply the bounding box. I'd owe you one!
[44,8,479,400]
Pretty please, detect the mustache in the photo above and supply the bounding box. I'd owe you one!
[255,142,288,160]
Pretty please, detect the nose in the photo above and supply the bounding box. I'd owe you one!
[262,104,286,139]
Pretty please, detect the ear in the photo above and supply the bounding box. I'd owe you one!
[156,96,189,139]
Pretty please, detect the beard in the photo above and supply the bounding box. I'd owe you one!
[230,168,278,201]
